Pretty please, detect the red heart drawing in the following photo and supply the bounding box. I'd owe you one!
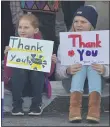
[68,50,75,57]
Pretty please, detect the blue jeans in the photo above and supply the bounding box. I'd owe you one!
[70,66,102,95]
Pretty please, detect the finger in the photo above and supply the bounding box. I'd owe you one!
[71,68,81,73]
[6,47,11,51]
[92,65,101,71]
[4,50,8,54]
[52,58,57,62]
[52,58,56,61]
[6,46,10,49]
[91,64,97,68]
[91,66,100,71]
[75,67,81,71]
[52,56,56,59]
[4,51,6,54]
[4,48,11,54]
[4,49,10,54]
[8,47,11,50]
[52,57,57,61]
[75,64,82,68]
[52,55,56,58]
[91,64,100,68]
[72,64,82,66]
[72,65,82,70]
[92,67,101,73]
[71,69,81,74]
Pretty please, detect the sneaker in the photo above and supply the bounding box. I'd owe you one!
[12,107,24,116]
[28,105,43,116]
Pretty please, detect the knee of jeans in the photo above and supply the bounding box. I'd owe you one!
[88,66,95,71]
[88,66,98,74]
[74,66,86,75]
[81,66,87,71]
[88,65,91,69]
[12,68,26,75]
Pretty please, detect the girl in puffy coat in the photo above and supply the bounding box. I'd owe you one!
[56,5,109,123]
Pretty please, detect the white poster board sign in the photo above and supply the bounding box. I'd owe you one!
[60,30,109,65]
[7,37,54,72]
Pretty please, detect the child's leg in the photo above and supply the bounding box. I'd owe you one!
[29,71,45,105]
[87,66,102,94]
[28,71,45,115]
[11,68,28,104]
[70,66,87,93]
[86,66,101,122]
[69,66,87,122]
[11,68,28,115]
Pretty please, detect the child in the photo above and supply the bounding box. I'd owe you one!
[10,1,60,81]
[4,14,57,116]
[56,5,109,123]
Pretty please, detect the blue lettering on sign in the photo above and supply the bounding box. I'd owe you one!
[77,49,98,61]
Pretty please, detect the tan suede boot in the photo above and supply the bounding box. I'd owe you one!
[86,91,101,123]
[69,91,82,122]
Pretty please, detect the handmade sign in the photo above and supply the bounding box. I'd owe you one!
[7,37,54,72]
[60,30,109,65]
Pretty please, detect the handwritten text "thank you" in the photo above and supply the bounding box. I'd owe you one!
[68,34,101,61]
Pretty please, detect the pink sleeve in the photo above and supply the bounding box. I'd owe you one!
[47,62,55,77]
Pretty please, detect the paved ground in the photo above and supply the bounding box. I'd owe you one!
[4,81,109,113]
[2,112,109,126]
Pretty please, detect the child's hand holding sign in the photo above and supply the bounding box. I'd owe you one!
[51,54,57,64]
[4,46,11,55]
[92,64,105,74]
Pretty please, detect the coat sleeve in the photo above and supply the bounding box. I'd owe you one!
[102,64,109,79]
[55,45,71,80]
